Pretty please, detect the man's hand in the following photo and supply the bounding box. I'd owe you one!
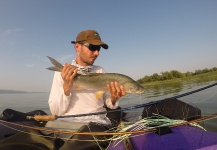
[61,63,78,96]
[107,82,126,105]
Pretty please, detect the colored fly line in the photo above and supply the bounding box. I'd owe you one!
[1,112,217,137]
[27,81,217,121]
[0,81,216,143]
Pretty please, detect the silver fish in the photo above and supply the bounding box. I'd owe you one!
[47,56,144,99]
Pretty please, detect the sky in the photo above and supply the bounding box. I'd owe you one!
[0,0,216,92]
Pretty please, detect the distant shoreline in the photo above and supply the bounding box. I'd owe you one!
[142,71,217,86]
[0,89,47,94]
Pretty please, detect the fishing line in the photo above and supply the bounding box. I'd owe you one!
[44,81,217,119]
[192,88,217,103]
[1,82,217,144]
[1,112,217,136]
[169,81,217,99]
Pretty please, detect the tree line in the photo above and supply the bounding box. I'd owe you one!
[137,67,217,84]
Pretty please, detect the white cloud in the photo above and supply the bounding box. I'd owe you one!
[36,54,74,64]
[59,54,74,63]
[33,54,43,58]
[4,28,24,34]
[1,28,24,39]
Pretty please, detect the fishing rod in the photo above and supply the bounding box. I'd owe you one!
[170,81,217,99]
[27,81,217,121]
[27,100,160,121]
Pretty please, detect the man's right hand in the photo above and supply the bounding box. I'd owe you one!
[61,63,78,96]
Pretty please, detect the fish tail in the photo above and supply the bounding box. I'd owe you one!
[47,56,63,72]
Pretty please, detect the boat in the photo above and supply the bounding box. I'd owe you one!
[108,125,217,150]
[1,97,217,150]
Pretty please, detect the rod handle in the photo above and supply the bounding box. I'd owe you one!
[27,115,56,121]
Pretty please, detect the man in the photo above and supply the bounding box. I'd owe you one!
[0,30,126,150]
[48,29,126,125]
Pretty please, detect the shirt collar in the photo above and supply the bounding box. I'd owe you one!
[72,60,93,75]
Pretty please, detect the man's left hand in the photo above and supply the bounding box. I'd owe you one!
[107,82,126,105]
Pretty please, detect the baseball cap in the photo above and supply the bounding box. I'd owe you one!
[71,30,108,49]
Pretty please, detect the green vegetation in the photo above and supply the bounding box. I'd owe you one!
[137,67,217,86]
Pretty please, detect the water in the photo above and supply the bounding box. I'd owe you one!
[0,93,50,114]
[0,80,217,131]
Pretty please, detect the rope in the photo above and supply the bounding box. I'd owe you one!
[56,81,217,119]
[1,112,217,136]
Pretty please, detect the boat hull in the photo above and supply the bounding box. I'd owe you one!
[108,125,217,150]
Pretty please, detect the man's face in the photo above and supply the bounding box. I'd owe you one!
[76,43,100,66]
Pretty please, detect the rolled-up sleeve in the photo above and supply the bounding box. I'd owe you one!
[48,72,72,116]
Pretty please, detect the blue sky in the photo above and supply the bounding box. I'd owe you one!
[0,0,216,92]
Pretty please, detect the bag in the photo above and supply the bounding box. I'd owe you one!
[0,108,47,122]
[142,98,201,121]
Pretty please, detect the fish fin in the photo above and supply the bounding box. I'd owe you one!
[47,56,63,72]
[47,66,62,72]
[95,91,105,100]
[73,85,84,91]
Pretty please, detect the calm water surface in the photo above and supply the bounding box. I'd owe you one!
[0,93,50,114]
[1,80,217,131]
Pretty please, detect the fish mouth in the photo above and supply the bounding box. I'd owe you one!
[136,91,144,94]
[136,88,145,94]
[128,88,144,94]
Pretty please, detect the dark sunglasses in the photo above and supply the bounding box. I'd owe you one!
[83,43,101,51]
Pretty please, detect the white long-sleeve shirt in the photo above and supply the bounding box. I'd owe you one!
[48,63,119,125]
